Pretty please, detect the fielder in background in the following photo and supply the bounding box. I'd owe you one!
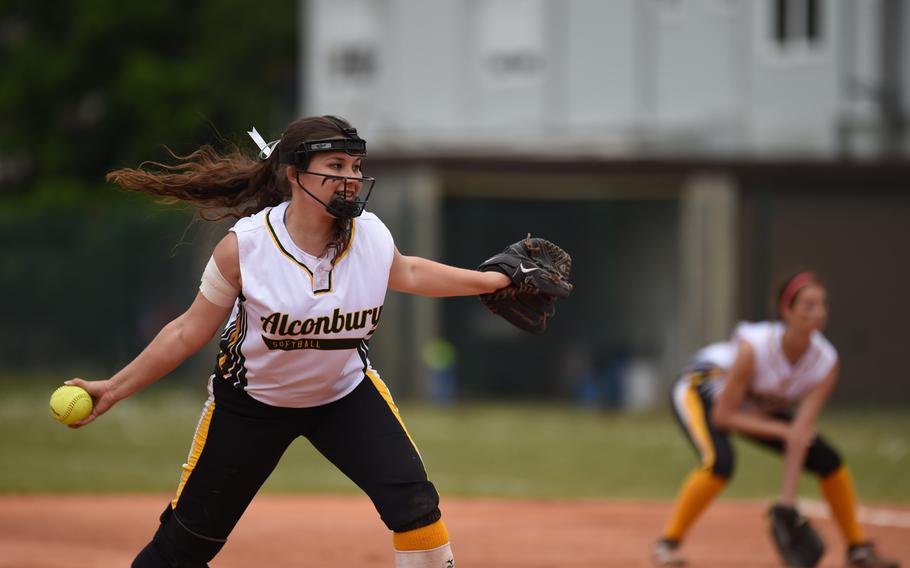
[651,272,899,568]
[63,115,567,568]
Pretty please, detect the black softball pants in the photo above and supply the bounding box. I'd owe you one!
[133,374,440,567]
[671,372,843,479]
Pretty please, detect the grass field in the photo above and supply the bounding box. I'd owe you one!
[2,378,908,502]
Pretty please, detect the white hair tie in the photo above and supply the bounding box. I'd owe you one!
[247,127,280,159]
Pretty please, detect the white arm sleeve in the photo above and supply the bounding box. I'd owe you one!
[199,255,240,307]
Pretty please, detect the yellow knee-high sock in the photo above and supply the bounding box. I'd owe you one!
[820,465,864,545]
[663,468,727,542]
[393,519,450,551]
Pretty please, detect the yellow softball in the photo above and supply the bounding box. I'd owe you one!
[49,385,93,425]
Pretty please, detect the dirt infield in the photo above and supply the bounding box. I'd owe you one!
[0,495,907,567]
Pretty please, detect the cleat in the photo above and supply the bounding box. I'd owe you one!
[652,538,687,566]
[847,542,900,568]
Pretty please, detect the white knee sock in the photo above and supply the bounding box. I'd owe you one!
[394,543,454,567]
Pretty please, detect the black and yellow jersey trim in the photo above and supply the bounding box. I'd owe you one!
[217,294,248,389]
[264,207,356,295]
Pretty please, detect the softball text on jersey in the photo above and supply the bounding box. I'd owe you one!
[259,306,383,350]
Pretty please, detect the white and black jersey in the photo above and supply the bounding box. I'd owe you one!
[214,200,395,408]
[675,321,838,412]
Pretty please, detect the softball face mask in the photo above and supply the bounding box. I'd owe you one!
[294,167,375,220]
[247,121,376,220]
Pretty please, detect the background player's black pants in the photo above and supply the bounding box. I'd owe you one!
[133,375,440,568]
[672,376,843,480]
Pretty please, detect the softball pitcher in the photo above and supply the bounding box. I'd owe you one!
[652,272,899,567]
[66,115,511,567]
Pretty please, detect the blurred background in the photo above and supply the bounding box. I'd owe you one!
[4,0,908,411]
[1,3,910,518]
[0,0,908,510]
[305,0,910,410]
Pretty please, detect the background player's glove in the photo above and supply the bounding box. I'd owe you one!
[768,503,825,568]
[477,234,573,334]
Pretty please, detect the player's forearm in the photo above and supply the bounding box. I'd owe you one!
[780,416,818,505]
[108,316,211,401]
[791,380,831,437]
[719,411,789,440]
[779,434,809,505]
[392,256,508,297]
[779,405,825,504]
[777,377,833,503]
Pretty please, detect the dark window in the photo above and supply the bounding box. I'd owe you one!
[772,0,823,49]
[329,46,376,80]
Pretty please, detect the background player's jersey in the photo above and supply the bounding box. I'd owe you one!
[214,200,395,408]
[683,321,838,410]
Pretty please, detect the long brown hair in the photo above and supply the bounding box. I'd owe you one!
[107,116,357,259]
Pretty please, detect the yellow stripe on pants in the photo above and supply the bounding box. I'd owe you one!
[171,398,216,509]
[682,383,716,469]
[365,370,420,455]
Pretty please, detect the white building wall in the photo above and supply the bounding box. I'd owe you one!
[302,0,896,157]
[375,1,465,135]
[652,1,743,146]
[745,0,839,155]
[302,0,383,124]
[904,1,910,147]
[563,1,639,131]
[835,0,884,156]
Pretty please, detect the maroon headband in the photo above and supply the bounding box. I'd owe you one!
[779,272,816,315]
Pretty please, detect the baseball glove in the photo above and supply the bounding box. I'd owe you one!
[478,234,573,334]
[768,503,825,568]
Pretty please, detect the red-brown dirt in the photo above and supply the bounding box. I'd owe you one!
[0,495,907,567]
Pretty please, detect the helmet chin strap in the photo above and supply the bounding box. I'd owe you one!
[296,174,364,220]
[325,195,363,219]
